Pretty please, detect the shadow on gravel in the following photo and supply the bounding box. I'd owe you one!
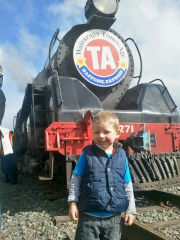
[0,165,69,217]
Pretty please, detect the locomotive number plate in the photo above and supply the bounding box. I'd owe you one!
[119,125,134,133]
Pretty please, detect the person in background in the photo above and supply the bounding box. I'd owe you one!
[0,65,6,126]
[0,127,17,184]
[0,65,3,88]
[68,111,136,240]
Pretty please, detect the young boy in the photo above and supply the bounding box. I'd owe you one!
[68,111,136,240]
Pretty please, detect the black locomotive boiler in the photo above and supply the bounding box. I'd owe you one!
[14,0,180,190]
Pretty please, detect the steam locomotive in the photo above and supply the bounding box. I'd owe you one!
[0,66,5,125]
[14,0,180,190]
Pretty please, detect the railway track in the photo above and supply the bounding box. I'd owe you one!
[54,188,180,240]
[0,166,71,239]
[0,162,179,240]
[122,189,180,240]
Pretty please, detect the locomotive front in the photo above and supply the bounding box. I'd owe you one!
[14,0,180,189]
[33,0,134,115]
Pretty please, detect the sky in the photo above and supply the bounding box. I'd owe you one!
[0,0,180,130]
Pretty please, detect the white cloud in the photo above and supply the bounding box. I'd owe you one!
[0,44,37,91]
[140,1,158,20]
[0,27,40,129]
[0,43,37,129]
[47,0,86,36]
[18,28,42,58]
[114,0,180,109]
[1,86,24,130]
[47,0,84,18]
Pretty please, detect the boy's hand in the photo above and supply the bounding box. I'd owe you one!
[124,214,134,226]
[69,201,79,221]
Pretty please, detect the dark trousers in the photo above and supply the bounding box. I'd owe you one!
[75,213,122,240]
[5,174,17,184]
[0,204,1,230]
[1,153,17,184]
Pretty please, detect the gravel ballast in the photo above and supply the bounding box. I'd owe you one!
[0,167,77,240]
[1,166,180,240]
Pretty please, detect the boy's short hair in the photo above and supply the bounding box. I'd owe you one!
[92,111,119,131]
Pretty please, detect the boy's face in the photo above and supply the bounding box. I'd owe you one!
[92,122,120,153]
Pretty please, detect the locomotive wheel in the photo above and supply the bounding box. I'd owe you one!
[39,152,54,180]
[17,152,37,175]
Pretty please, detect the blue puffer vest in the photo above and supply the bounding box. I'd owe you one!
[78,143,128,213]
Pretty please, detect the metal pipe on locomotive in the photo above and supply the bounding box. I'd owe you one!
[13,0,180,190]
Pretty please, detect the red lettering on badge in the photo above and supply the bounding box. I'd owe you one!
[84,39,119,76]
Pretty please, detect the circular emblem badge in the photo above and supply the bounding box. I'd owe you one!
[73,29,129,87]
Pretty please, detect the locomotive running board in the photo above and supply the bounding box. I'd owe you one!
[39,152,54,180]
